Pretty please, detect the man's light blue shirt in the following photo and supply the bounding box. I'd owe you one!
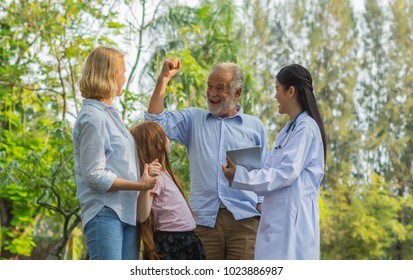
[73,99,139,229]
[145,105,268,227]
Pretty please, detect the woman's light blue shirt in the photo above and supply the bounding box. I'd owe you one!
[72,99,139,229]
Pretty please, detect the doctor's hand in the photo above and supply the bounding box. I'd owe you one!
[222,156,236,181]
[256,203,262,213]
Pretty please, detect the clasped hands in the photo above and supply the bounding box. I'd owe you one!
[141,159,162,190]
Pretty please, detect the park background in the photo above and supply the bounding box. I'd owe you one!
[1,0,412,260]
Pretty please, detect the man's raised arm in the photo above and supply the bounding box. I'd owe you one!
[148,58,181,114]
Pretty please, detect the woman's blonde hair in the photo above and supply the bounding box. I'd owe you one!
[78,46,124,100]
[129,121,189,260]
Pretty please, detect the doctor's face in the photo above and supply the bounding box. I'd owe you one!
[275,80,290,115]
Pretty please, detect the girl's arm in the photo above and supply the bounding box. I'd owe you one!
[137,168,163,222]
[137,190,155,222]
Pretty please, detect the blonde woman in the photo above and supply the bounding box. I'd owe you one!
[72,46,161,260]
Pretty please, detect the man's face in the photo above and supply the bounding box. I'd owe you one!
[206,69,238,118]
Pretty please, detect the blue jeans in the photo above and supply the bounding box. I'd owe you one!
[84,206,139,260]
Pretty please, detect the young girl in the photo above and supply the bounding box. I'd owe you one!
[130,121,206,260]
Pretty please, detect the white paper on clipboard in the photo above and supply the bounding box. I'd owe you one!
[226,146,261,171]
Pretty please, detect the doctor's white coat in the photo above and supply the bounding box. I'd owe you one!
[231,112,324,260]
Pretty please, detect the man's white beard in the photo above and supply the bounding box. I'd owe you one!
[207,96,236,117]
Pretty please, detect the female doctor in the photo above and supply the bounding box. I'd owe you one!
[222,64,327,260]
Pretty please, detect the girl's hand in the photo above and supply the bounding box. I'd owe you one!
[148,159,161,177]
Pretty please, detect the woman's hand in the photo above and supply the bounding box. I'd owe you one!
[221,156,236,181]
[141,164,158,190]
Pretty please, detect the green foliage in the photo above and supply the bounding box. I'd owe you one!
[1,0,123,259]
[0,182,36,256]
[0,119,79,258]
[321,174,404,259]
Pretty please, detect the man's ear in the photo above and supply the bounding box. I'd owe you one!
[235,87,242,98]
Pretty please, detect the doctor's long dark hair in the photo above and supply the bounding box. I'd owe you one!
[276,64,327,161]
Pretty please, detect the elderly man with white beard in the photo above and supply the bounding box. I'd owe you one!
[144,59,268,260]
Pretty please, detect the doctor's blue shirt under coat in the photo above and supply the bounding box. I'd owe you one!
[231,111,324,260]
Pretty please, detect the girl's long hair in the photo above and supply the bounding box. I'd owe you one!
[129,121,188,260]
[276,64,327,161]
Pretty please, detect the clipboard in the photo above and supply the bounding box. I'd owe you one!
[226,146,261,171]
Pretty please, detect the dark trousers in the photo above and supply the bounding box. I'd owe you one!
[154,230,206,260]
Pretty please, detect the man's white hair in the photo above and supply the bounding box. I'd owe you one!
[210,62,245,94]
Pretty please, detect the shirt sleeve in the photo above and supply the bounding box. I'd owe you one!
[257,122,269,204]
[144,109,193,146]
[231,124,314,196]
[150,173,163,196]
[78,112,116,193]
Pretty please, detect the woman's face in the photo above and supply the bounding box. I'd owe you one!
[275,80,289,115]
[115,58,126,96]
